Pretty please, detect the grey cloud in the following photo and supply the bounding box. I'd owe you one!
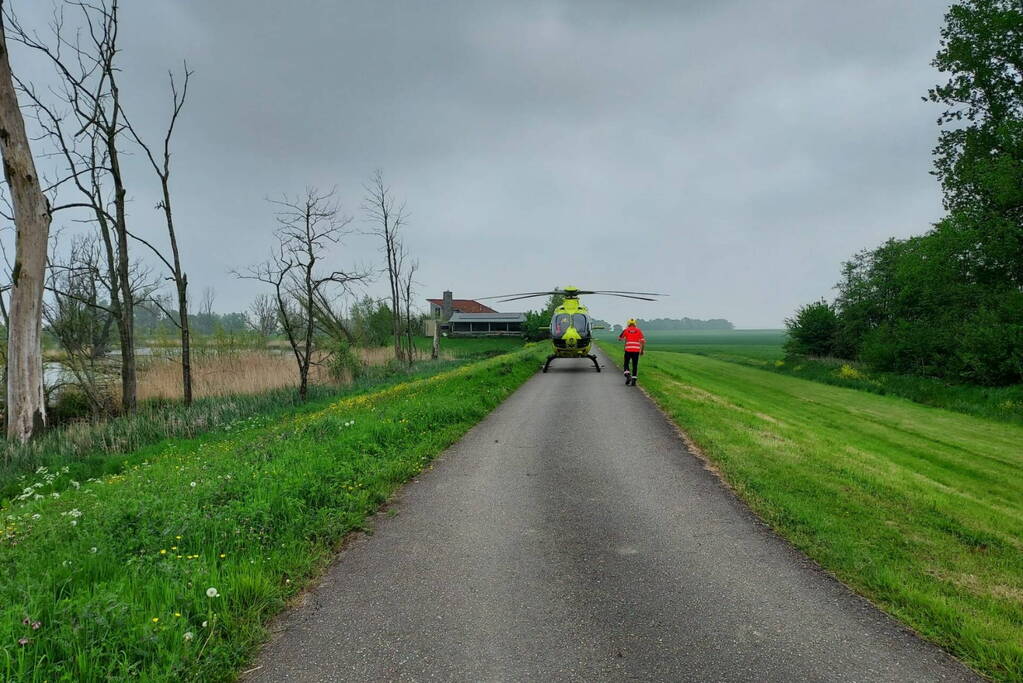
[7,0,951,326]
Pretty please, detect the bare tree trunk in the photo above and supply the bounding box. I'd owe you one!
[0,9,50,441]
[237,188,366,402]
[363,170,407,365]
[176,272,191,404]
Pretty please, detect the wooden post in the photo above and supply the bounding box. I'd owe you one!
[432,319,439,359]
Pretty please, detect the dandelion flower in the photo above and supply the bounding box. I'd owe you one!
[152,617,159,623]
[219,553,226,558]
[190,482,197,487]
[206,587,220,598]
[160,549,167,555]
[90,547,97,554]
[201,620,208,628]
[31,514,40,520]
[183,631,194,641]
[174,613,182,618]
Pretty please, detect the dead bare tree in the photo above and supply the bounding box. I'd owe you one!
[199,286,215,319]
[0,2,51,441]
[123,65,195,404]
[44,235,116,413]
[400,252,419,367]
[310,289,354,346]
[236,188,367,400]
[246,293,278,339]
[6,0,140,412]
[363,170,408,364]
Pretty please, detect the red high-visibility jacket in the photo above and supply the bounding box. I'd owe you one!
[619,325,645,353]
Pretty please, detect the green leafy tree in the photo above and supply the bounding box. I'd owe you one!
[784,300,839,358]
[350,296,393,347]
[928,0,1023,287]
[791,1,1023,385]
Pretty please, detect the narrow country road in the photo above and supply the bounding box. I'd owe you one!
[247,348,976,682]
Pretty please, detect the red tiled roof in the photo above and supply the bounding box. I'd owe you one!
[426,298,498,314]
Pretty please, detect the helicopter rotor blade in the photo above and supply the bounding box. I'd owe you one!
[590,293,659,301]
[476,291,558,301]
[494,293,561,303]
[590,290,667,296]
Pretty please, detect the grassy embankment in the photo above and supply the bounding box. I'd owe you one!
[599,342,1023,681]
[0,344,545,681]
[9,337,519,497]
[597,330,1023,424]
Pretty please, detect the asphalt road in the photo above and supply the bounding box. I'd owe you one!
[247,348,977,682]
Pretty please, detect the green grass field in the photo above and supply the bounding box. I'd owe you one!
[598,330,1023,424]
[0,346,545,681]
[598,344,1023,681]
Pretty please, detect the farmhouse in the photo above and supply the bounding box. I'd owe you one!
[425,290,526,337]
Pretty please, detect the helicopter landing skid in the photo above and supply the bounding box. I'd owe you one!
[542,354,601,373]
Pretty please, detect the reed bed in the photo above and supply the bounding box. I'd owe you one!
[135,348,432,401]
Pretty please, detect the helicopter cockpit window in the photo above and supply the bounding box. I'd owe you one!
[572,314,590,337]
[551,313,572,339]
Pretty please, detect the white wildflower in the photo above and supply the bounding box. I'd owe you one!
[190,482,197,488]
[31,514,41,520]
[205,587,219,598]
[183,631,194,641]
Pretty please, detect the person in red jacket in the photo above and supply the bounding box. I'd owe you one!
[618,318,645,385]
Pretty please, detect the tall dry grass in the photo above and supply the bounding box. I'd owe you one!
[135,348,427,401]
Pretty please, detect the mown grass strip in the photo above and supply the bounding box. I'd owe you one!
[598,344,1023,682]
[0,345,544,681]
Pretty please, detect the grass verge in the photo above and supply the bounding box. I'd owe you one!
[1,345,544,681]
[598,344,1023,682]
[2,358,471,500]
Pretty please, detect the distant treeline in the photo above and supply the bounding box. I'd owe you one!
[634,318,734,331]
[134,307,248,337]
[786,0,1022,386]
[130,296,411,347]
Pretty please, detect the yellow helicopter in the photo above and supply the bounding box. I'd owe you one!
[479,286,665,372]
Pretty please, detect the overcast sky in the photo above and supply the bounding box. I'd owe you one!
[7,1,951,328]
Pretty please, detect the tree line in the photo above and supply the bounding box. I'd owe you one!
[0,1,423,443]
[786,0,1022,386]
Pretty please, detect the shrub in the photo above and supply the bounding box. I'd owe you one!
[784,300,839,357]
[327,341,363,383]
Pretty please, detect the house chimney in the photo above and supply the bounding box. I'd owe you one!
[442,290,453,321]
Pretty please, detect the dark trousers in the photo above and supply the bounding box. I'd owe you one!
[623,351,640,375]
